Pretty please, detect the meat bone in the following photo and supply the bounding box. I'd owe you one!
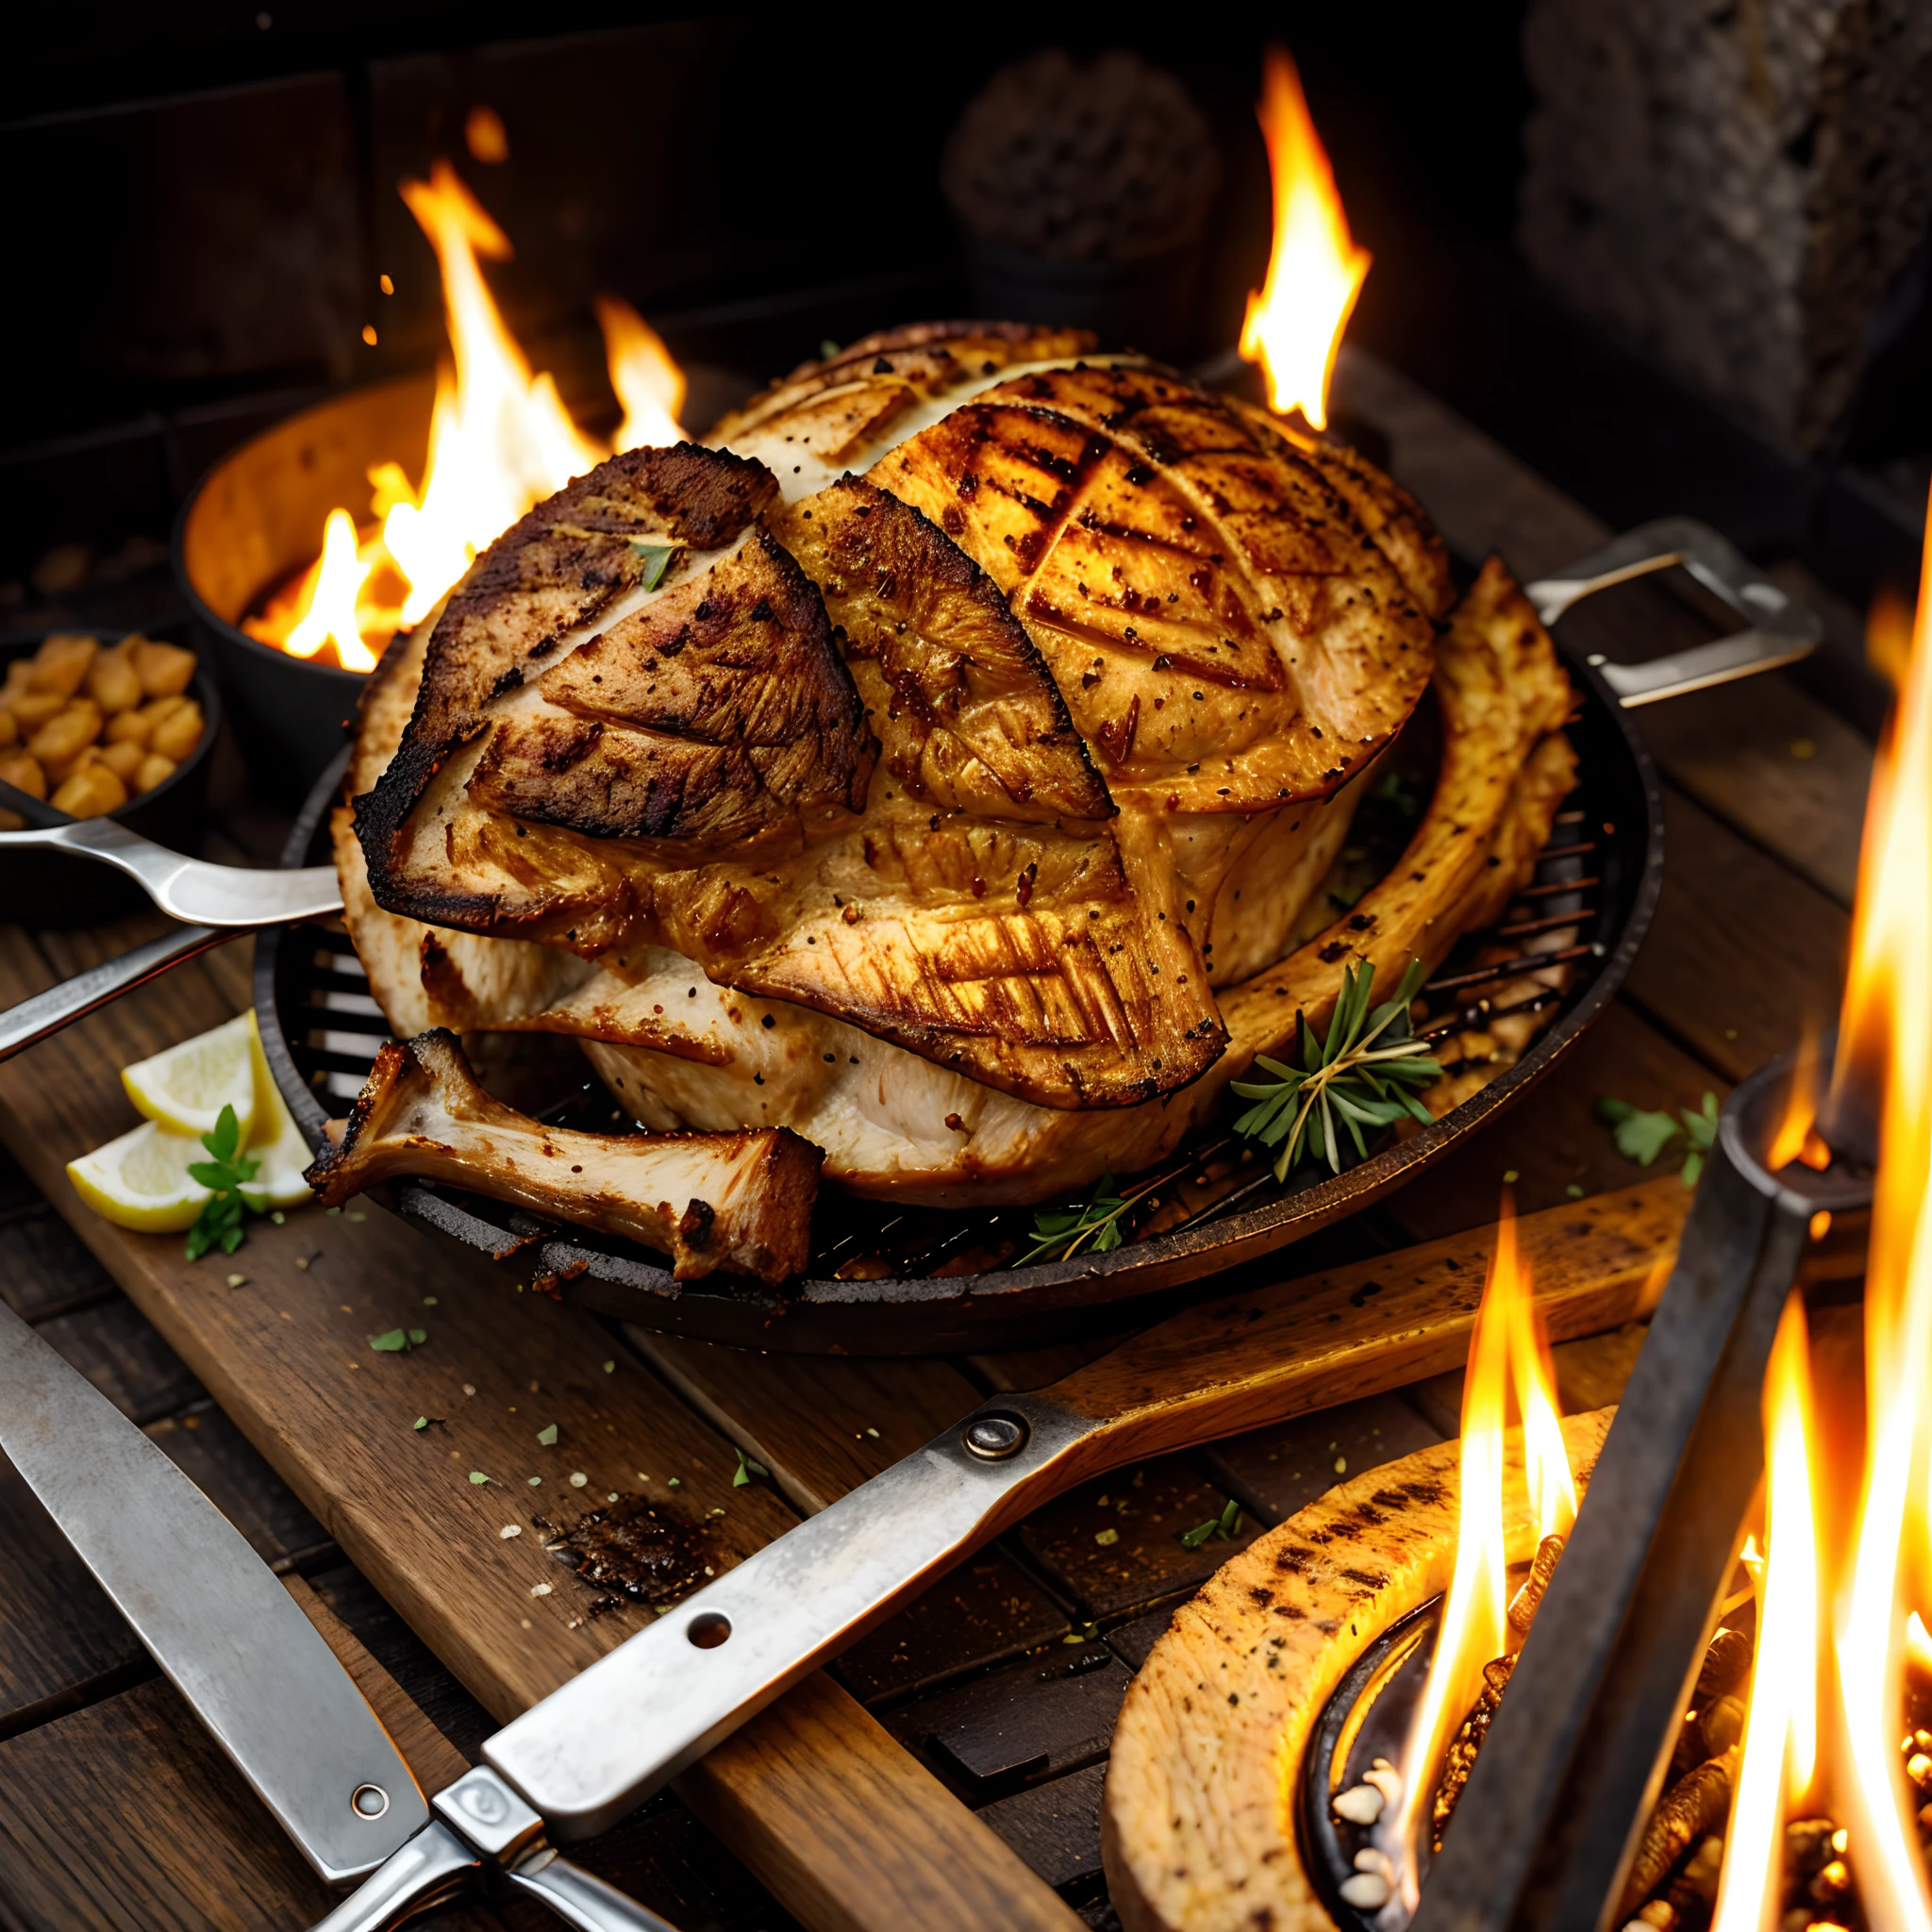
[317,1178,1688,1928]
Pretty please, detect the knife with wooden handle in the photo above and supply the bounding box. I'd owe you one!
[323,1179,1686,1924]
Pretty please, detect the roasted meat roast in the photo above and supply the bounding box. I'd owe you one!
[342,322,1574,1208]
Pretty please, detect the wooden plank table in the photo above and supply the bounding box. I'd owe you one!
[0,351,1871,1932]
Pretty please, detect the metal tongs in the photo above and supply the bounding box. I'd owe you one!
[0,519,1818,1065]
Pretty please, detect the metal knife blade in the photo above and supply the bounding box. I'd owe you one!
[0,1296,428,1883]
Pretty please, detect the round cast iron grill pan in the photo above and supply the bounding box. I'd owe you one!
[255,639,1662,1354]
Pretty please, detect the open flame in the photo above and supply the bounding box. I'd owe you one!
[244,161,685,670]
[1829,501,1932,1928]
[1393,1196,1573,1909]
[1769,1020,1833,1172]
[1691,499,1932,1930]
[1710,1294,1822,1932]
[1238,45,1370,432]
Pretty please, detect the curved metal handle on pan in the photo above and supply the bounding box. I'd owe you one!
[0,514,1817,1067]
[1524,514,1821,705]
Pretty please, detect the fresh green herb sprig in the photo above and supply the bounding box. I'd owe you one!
[1229,958,1441,1180]
[1179,1497,1243,1551]
[1015,1173,1133,1268]
[185,1104,259,1260]
[371,1327,426,1353]
[733,1447,770,1489]
[1597,1091,1719,1186]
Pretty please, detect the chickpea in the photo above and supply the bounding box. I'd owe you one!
[131,638,196,699]
[9,687,67,731]
[0,751,47,800]
[105,708,153,748]
[86,639,143,713]
[52,758,128,819]
[147,697,204,763]
[134,752,178,794]
[27,696,105,774]
[97,739,145,785]
[28,632,97,697]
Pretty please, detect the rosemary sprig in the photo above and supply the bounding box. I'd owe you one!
[1015,1173,1131,1268]
[1228,958,1441,1180]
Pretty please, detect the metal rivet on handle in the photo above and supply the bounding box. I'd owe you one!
[962,1413,1028,1460]
[351,1783,391,1819]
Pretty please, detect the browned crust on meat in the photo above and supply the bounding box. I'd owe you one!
[466,528,874,841]
[710,321,1099,449]
[305,1030,817,1283]
[356,442,778,924]
[867,361,1435,814]
[772,477,1113,823]
[1231,399,1457,622]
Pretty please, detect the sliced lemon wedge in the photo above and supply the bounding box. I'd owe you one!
[240,1012,316,1211]
[66,1120,211,1233]
[122,1011,256,1142]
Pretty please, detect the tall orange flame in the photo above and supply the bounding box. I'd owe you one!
[1395,1196,1573,1907]
[246,163,685,669]
[1710,1295,1821,1932]
[1239,46,1370,432]
[1831,506,1932,1929]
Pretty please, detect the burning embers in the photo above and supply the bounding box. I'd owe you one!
[244,162,685,671]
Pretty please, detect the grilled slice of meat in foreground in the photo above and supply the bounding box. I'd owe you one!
[305,1031,819,1284]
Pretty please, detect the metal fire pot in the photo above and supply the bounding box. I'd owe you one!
[1413,1042,1872,1932]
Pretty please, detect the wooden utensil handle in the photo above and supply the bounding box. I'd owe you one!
[1041,1178,1687,1474]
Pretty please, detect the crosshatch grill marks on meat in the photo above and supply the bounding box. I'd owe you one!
[355,440,781,919]
[865,359,1437,817]
[466,527,874,843]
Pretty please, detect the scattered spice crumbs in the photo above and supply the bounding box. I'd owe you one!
[499,1524,522,1540]
[1094,1527,1120,1546]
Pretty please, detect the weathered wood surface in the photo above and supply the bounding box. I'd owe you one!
[0,345,1873,1930]
[0,926,1090,1932]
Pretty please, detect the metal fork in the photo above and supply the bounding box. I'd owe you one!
[0,819,341,1063]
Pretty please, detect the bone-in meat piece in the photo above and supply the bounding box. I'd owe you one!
[304,1031,819,1284]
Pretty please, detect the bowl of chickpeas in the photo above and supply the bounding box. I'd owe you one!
[0,625,219,926]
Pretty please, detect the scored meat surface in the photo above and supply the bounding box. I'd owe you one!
[343,322,1570,1209]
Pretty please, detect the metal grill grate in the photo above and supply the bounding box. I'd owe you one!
[266,799,1605,1279]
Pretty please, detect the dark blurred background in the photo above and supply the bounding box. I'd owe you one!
[5,3,1928,703]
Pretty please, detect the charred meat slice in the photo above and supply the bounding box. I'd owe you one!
[772,477,1111,823]
[469,529,873,841]
[304,1030,817,1284]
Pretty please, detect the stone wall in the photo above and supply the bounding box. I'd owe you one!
[1520,0,1932,453]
